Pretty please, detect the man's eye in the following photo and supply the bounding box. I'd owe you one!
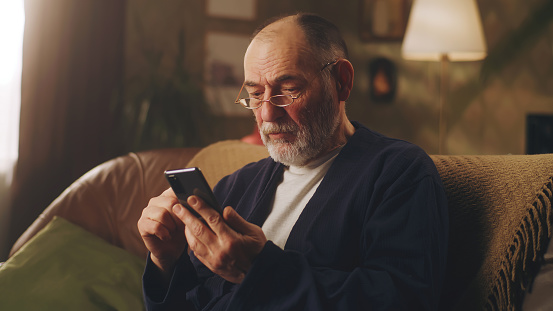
[248,92,263,98]
[283,88,298,94]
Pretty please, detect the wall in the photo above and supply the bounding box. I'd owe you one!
[124,0,553,155]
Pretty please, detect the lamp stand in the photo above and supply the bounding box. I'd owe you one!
[438,54,449,154]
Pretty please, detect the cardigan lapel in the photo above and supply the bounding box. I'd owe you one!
[246,162,285,227]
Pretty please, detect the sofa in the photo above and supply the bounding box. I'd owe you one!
[1,140,552,310]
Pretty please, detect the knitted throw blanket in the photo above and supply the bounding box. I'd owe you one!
[432,154,553,311]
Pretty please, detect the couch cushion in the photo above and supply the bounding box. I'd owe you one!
[0,216,145,310]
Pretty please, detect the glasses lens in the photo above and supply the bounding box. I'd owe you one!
[239,98,261,109]
[249,98,262,108]
[236,94,294,109]
[270,95,293,107]
[238,98,250,108]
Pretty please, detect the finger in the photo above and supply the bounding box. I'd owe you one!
[187,195,226,233]
[173,203,217,244]
[184,224,213,260]
[147,193,185,231]
[148,195,179,213]
[223,206,257,235]
[140,200,187,241]
[138,213,173,241]
[160,187,177,198]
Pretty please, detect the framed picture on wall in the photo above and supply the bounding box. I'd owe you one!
[204,32,251,116]
[368,57,397,103]
[206,0,257,21]
[359,0,412,42]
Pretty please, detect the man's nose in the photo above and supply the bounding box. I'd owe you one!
[259,99,285,122]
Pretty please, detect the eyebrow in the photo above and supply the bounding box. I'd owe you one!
[244,74,303,87]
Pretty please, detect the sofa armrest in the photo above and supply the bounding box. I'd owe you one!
[9,147,201,259]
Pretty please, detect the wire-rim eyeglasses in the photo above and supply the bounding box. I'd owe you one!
[234,59,339,110]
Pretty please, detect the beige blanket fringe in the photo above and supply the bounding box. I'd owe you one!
[486,177,553,311]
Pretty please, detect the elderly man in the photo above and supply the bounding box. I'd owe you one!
[138,13,448,310]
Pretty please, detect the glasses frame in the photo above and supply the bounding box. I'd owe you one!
[234,59,339,110]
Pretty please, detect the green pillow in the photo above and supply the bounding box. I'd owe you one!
[0,217,146,310]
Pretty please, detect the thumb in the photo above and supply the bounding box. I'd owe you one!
[223,206,257,235]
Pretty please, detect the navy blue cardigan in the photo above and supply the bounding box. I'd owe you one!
[144,122,448,310]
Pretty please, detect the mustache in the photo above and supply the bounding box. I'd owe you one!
[260,122,299,135]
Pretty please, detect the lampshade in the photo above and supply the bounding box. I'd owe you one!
[402,0,487,61]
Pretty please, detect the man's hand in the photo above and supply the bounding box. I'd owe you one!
[137,188,188,279]
[174,195,268,284]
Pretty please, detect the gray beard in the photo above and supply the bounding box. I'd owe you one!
[259,90,340,167]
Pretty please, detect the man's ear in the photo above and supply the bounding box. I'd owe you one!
[335,59,354,102]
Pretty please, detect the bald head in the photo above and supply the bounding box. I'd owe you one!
[251,13,349,66]
[252,15,296,43]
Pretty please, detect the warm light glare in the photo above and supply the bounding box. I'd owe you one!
[401,0,487,61]
[0,0,25,174]
[0,2,25,84]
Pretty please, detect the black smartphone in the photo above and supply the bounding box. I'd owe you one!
[164,167,222,218]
